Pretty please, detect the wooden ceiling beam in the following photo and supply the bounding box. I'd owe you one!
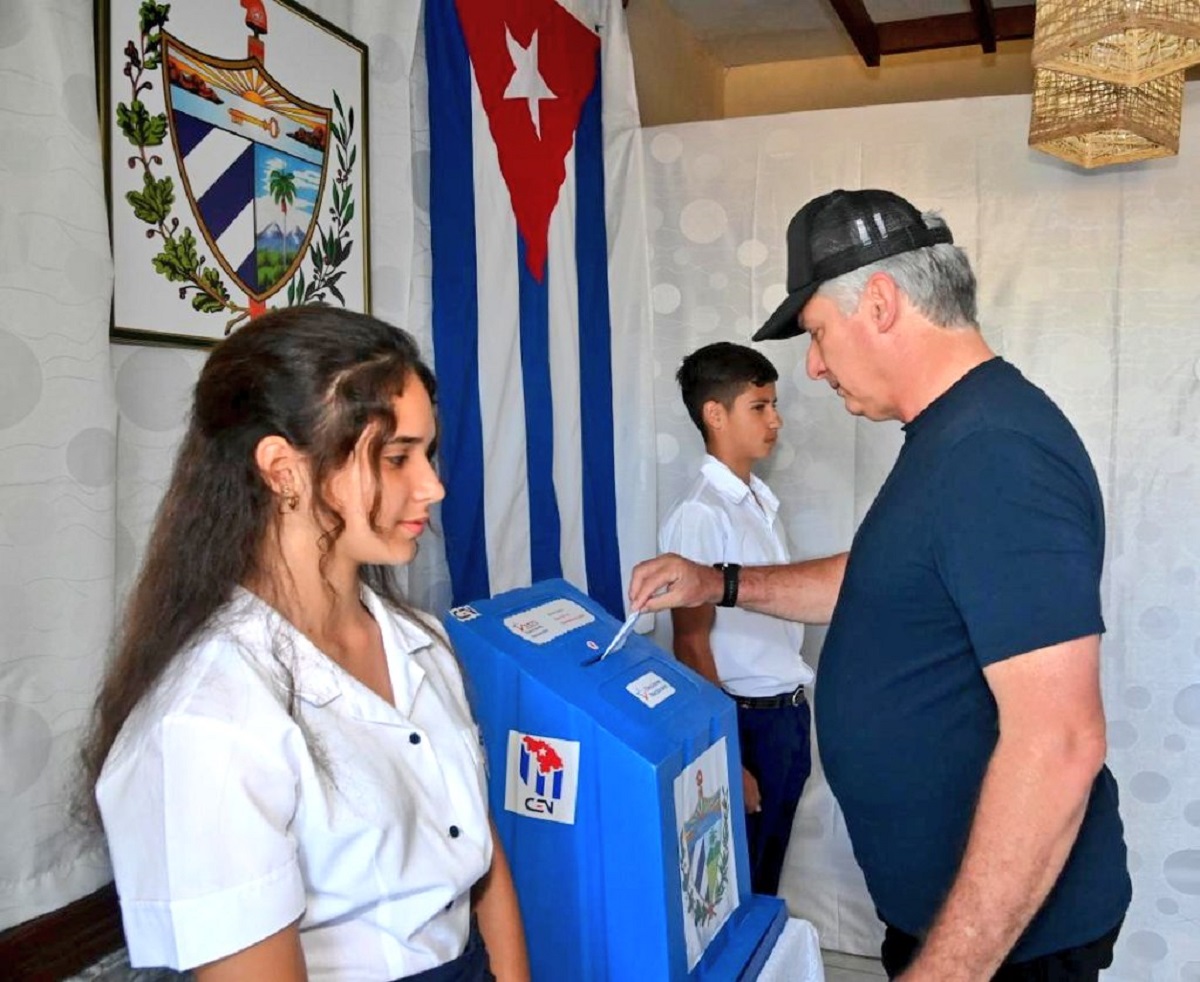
[969,0,997,53]
[827,0,881,68]
[875,6,1035,58]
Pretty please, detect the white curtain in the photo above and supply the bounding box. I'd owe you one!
[0,0,423,931]
[642,91,1200,978]
[0,0,117,927]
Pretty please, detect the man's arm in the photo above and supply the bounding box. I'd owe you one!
[898,635,1108,981]
[630,552,848,624]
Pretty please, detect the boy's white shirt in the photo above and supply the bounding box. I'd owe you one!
[659,454,813,697]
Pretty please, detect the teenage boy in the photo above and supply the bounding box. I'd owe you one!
[659,341,814,897]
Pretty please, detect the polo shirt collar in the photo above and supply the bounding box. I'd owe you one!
[700,454,780,519]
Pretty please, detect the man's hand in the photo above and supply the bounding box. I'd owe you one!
[629,554,722,612]
[742,767,762,814]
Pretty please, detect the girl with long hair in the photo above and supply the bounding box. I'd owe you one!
[81,307,528,981]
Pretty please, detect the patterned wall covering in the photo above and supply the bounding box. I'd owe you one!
[641,91,1200,979]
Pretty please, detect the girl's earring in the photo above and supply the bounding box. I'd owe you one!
[280,485,300,513]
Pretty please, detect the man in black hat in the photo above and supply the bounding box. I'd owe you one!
[631,190,1131,980]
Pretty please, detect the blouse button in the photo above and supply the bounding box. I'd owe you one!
[449,825,461,838]
[409,732,421,745]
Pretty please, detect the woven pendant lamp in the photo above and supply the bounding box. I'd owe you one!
[1032,0,1200,86]
[1028,67,1184,168]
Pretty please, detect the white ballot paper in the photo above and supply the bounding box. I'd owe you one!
[599,608,640,660]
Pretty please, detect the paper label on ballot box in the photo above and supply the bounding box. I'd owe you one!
[627,671,676,708]
[505,730,581,824]
[503,598,595,645]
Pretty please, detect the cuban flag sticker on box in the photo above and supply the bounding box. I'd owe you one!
[505,730,580,824]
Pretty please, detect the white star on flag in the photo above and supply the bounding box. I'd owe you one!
[503,26,556,139]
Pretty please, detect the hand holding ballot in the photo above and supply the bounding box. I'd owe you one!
[628,554,722,613]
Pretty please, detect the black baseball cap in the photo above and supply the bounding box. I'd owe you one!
[753,189,954,342]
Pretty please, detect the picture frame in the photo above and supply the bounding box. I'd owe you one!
[98,0,370,349]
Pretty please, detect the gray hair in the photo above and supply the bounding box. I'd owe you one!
[815,214,978,328]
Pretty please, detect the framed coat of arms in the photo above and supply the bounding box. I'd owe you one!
[99,0,369,348]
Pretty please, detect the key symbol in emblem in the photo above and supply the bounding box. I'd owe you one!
[229,108,280,139]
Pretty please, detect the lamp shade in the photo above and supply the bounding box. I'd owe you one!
[1028,67,1184,168]
[1032,0,1200,86]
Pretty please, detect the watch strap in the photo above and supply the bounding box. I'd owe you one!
[713,563,741,608]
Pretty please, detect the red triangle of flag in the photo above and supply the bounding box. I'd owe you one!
[455,0,600,282]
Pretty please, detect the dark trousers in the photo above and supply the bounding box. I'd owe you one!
[394,920,495,982]
[881,919,1122,981]
[737,698,812,896]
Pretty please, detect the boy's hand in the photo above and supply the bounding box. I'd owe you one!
[742,768,762,814]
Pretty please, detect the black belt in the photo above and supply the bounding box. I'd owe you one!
[729,685,805,710]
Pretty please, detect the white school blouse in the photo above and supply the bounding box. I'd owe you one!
[96,586,492,980]
[659,455,812,697]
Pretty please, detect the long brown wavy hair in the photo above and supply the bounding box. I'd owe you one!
[78,306,438,823]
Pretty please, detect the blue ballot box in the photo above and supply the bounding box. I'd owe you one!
[444,579,787,981]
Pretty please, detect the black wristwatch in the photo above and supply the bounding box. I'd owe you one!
[713,563,741,608]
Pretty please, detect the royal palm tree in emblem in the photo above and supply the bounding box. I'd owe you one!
[268,167,297,264]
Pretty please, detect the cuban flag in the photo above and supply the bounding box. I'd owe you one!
[425,0,654,616]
